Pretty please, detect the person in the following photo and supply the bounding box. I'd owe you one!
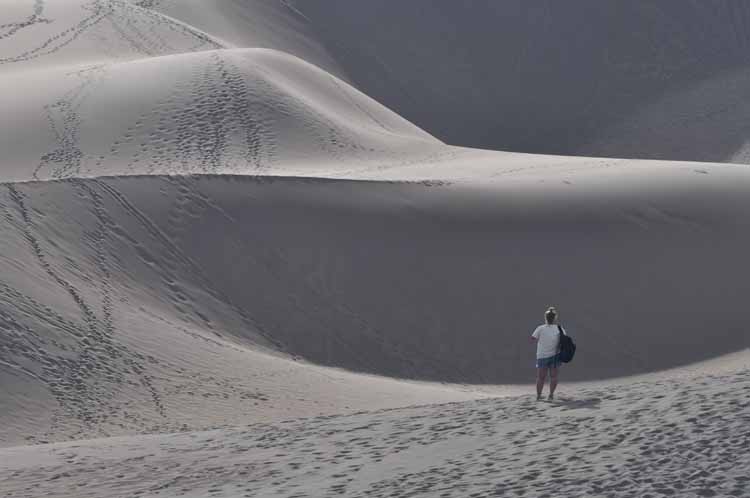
[531,306,565,401]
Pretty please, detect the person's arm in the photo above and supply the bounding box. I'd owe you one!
[531,327,540,342]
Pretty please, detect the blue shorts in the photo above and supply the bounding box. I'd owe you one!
[536,354,560,369]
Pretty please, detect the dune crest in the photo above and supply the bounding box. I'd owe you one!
[1,47,440,183]
[155,0,750,163]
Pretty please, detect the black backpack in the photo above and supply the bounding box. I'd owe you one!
[557,325,576,363]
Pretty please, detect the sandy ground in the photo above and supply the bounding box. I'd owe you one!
[2,1,750,497]
[2,357,749,498]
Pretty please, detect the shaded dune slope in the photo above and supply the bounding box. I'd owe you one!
[162,0,750,163]
[2,166,749,444]
[1,176,491,446]
[291,0,750,163]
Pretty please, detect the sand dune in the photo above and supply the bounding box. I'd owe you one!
[1,46,439,182]
[3,364,749,497]
[2,165,749,445]
[151,0,345,77]
[2,1,750,496]
[156,0,750,163]
[0,0,223,70]
[1,174,500,446]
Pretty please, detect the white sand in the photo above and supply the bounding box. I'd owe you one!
[2,360,749,497]
[2,1,750,497]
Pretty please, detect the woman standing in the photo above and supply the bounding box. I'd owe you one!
[531,307,565,400]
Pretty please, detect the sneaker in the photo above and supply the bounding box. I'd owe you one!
[548,394,554,401]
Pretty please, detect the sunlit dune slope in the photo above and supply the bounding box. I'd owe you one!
[0,0,222,70]
[1,47,439,182]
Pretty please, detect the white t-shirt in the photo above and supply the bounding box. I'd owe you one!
[532,324,563,359]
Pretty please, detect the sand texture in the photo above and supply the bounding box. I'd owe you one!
[1,1,750,497]
[3,365,749,497]
[160,0,750,162]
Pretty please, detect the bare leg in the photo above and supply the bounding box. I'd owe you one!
[536,367,547,399]
[549,367,559,399]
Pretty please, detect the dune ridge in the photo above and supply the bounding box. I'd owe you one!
[1,46,440,183]
[151,0,750,163]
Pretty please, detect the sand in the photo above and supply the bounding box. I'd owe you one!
[159,0,750,162]
[3,361,749,497]
[2,1,750,497]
